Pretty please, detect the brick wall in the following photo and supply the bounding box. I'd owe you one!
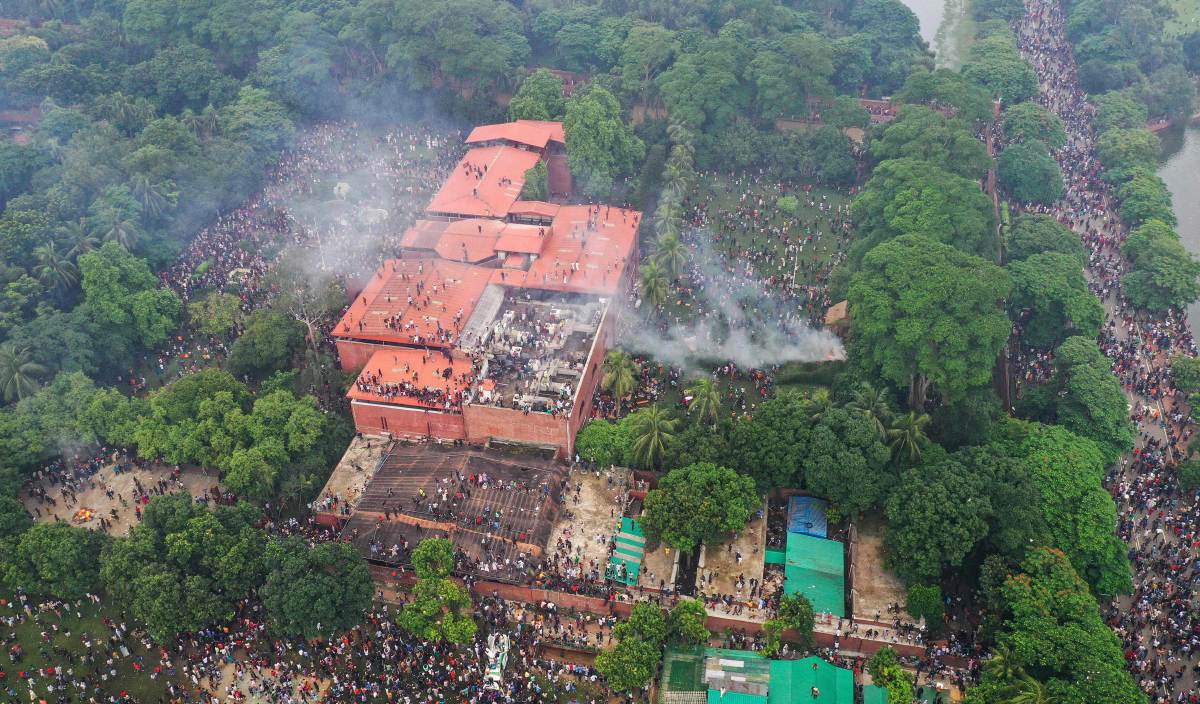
[335,339,384,371]
[351,401,468,440]
[462,403,570,452]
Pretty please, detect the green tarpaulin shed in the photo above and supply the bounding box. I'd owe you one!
[863,685,888,704]
[768,657,853,704]
[783,533,845,617]
[606,517,645,585]
[706,692,768,704]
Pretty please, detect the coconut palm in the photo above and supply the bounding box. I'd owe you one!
[666,121,694,150]
[983,644,1020,682]
[887,410,932,463]
[0,343,47,402]
[995,671,1062,704]
[652,232,688,279]
[601,350,639,400]
[182,105,220,141]
[59,218,98,258]
[639,261,670,310]
[101,215,140,250]
[627,404,679,469]
[654,198,683,236]
[803,388,833,422]
[685,377,722,426]
[32,241,79,293]
[846,381,893,440]
[130,174,177,219]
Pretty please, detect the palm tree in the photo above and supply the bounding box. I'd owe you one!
[639,261,670,311]
[887,410,932,463]
[995,671,1061,704]
[32,241,79,293]
[654,199,683,237]
[666,121,694,151]
[685,377,722,426]
[652,232,688,279]
[102,216,140,250]
[628,404,679,469]
[182,105,220,141]
[983,644,1021,683]
[847,382,893,440]
[59,218,98,258]
[0,344,47,403]
[130,174,177,219]
[803,388,833,422]
[601,351,639,401]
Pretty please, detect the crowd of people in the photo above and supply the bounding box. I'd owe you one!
[1016,1,1200,700]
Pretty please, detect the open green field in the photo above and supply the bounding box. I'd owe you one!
[0,596,169,702]
[1168,0,1200,36]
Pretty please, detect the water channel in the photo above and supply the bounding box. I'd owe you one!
[1157,125,1200,329]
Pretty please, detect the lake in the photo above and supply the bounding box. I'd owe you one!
[1157,124,1200,328]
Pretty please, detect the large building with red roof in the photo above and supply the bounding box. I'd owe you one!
[333,120,641,458]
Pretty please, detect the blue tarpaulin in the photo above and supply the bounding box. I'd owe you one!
[787,496,828,538]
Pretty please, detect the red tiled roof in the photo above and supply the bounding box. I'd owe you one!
[348,348,476,410]
[426,146,542,219]
[494,223,548,255]
[524,205,641,295]
[334,259,494,348]
[465,120,565,150]
[509,200,560,218]
[399,220,448,251]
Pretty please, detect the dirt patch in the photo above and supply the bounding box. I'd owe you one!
[550,466,632,578]
[851,514,910,623]
[696,503,767,602]
[23,461,217,536]
[312,434,393,516]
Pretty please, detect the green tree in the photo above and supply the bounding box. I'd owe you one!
[564,85,645,197]
[961,33,1038,103]
[651,232,688,280]
[1171,355,1200,394]
[897,68,994,125]
[1001,103,1066,148]
[508,69,565,121]
[1005,214,1084,263]
[1096,128,1160,182]
[228,309,304,379]
[848,235,1012,407]
[601,350,639,401]
[0,496,31,539]
[885,456,992,584]
[869,648,917,704]
[188,292,242,336]
[667,599,710,645]
[750,32,835,119]
[0,343,47,402]
[728,393,811,491]
[846,381,893,440]
[1008,252,1104,348]
[763,592,815,655]
[851,159,997,261]
[684,377,722,426]
[1121,220,1200,312]
[617,21,678,102]
[1117,170,1176,227]
[804,407,892,516]
[870,106,991,178]
[262,538,372,638]
[78,242,181,348]
[905,583,943,624]
[638,260,669,310]
[641,462,759,552]
[2,522,104,599]
[626,404,679,469]
[396,572,477,644]
[998,141,1064,205]
[973,548,1143,704]
[411,537,455,579]
[519,161,549,201]
[1015,425,1131,596]
[885,410,932,464]
[595,636,660,693]
[575,419,630,467]
[1093,91,1148,132]
[1021,338,1133,465]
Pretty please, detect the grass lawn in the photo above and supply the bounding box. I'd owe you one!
[655,173,851,326]
[0,596,170,702]
[1168,0,1200,36]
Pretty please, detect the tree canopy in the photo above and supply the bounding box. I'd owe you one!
[641,462,760,552]
[848,235,1011,406]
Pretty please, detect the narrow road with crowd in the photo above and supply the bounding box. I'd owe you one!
[1015,1,1200,700]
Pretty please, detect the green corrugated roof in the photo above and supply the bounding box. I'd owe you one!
[707,691,768,704]
[863,685,888,704]
[783,533,845,617]
[768,658,853,704]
